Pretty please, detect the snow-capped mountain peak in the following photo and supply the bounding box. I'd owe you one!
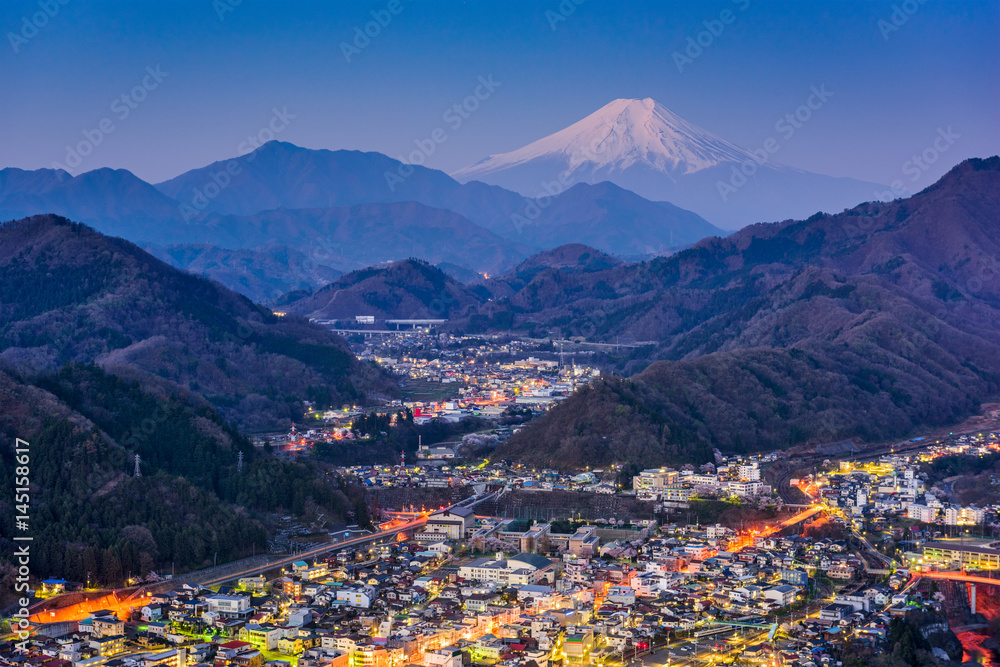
[455,97,763,181]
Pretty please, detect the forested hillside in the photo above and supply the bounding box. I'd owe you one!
[496,158,1000,467]
[0,215,397,430]
[0,364,369,587]
[0,216,391,590]
[285,258,486,320]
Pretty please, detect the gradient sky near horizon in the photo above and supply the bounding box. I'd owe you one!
[2,0,997,187]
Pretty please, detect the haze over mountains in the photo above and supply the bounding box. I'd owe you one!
[1,153,998,474]
[276,158,1000,468]
[0,139,727,301]
[3,102,996,472]
[0,100,901,305]
[491,158,1000,466]
[454,98,885,229]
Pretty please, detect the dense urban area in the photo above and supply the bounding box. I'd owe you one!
[5,324,1000,667]
[1,1,997,666]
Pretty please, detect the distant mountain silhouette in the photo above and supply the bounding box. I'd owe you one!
[284,259,485,321]
[0,141,728,296]
[455,97,885,229]
[144,243,343,303]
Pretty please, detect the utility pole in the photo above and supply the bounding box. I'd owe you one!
[133,453,141,477]
[237,451,244,473]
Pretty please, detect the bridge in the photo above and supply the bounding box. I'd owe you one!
[311,318,447,331]
[912,571,1000,614]
[385,319,446,327]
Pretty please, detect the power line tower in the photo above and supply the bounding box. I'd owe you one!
[133,453,141,477]
[237,451,244,473]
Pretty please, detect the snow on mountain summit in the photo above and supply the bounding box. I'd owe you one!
[454,98,766,181]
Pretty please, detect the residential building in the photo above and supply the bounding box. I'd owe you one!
[425,507,476,540]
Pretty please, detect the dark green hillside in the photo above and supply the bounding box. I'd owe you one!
[0,365,368,586]
[0,215,397,430]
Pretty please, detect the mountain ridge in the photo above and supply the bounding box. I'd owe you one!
[0,214,396,430]
[481,157,1000,466]
[285,258,485,321]
[454,97,886,229]
[0,141,727,289]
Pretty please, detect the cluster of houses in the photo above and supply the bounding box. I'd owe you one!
[815,459,978,525]
[365,349,599,424]
[345,461,620,495]
[813,433,1000,527]
[20,438,992,667]
[6,508,948,667]
[631,456,778,504]
[349,455,782,503]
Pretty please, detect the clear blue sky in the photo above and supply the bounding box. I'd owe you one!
[2,0,997,187]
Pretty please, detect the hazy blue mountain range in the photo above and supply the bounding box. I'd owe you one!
[0,141,726,300]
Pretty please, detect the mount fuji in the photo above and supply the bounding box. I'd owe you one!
[453,98,885,229]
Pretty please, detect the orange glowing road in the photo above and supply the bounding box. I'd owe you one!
[777,505,823,528]
[29,590,145,624]
[26,492,505,627]
[918,571,1000,586]
[726,505,823,552]
[27,514,433,627]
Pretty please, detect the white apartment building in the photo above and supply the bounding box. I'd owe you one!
[632,468,678,490]
[662,486,690,502]
[944,506,986,526]
[907,504,937,523]
[336,585,376,608]
[205,595,251,618]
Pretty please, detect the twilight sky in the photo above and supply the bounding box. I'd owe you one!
[2,0,997,187]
